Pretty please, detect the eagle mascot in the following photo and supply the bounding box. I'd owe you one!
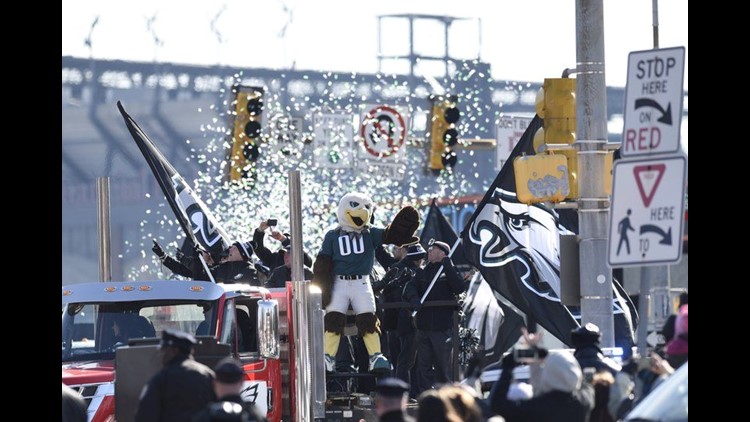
[313,192,419,373]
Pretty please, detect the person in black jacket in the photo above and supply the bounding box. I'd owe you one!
[374,377,416,422]
[192,358,267,422]
[571,323,621,376]
[264,244,314,288]
[489,348,594,422]
[152,240,259,285]
[403,240,465,394]
[135,329,216,422]
[382,244,425,393]
[253,221,312,271]
[153,239,216,279]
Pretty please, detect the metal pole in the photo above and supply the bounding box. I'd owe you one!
[637,0,669,358]
[289,171,304,282]
[97,177,112,282]
[576,0,614,348]
[636,270,650,357]
[288,170,312,422]
[292,280,312,422]
[652,0,660,49]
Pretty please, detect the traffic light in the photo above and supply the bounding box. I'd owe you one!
[533,78,578,198]
[228,85,264,182]
[427,94,460,172]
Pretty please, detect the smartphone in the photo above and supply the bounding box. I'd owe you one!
[267,218,278,227]
[513,347,538,363]
[583,367,596,383]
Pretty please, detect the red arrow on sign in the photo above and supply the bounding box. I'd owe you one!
[633,164,666,207]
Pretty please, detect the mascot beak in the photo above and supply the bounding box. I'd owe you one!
[346,209,370,228]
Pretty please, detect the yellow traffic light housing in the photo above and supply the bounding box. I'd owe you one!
[229,85,264,182]
[533,78,578,198]
[428,95,460,172]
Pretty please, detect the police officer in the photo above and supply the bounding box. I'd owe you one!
[192,357,266,422]
[135,329,216,422]
[374,377,415,422]
[403,240,465,394]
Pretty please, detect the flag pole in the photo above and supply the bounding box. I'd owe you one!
[411,237,462,317]
[197,252,216,283]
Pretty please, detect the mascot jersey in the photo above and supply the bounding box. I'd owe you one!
[319,228,384,276]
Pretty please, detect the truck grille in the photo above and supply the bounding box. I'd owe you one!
[67,383,105,406]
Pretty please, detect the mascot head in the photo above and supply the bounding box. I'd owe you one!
[337,192,374,232]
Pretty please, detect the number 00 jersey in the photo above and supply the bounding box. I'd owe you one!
[319,228,384,276]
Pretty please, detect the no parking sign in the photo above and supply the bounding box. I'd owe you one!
[359,105,407,158]
[357,104,409,179]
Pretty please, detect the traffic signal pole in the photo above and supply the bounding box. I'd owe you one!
[576,0,615,347]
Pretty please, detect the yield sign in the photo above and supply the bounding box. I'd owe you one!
[633,164,665,207]
[608,156,687,267]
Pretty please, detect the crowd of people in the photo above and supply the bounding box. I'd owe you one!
[67,217,685,422]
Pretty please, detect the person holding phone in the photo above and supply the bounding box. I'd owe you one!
[253,219,312,272]
[489,347,594,422]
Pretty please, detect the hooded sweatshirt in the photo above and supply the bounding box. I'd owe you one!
[490,350,594,422]
[535,350,584,395]
[666,304,688,356]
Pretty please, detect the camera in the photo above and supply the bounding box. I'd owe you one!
[267,218,278,227]
[513,347,539,363]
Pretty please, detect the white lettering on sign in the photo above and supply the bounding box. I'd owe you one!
[650,207,675,221]
[621,47,685,157]
[496,116,533,171]
[608,156,686,267]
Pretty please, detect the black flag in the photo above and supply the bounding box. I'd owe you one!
[460,116,580,344]
[419,199,470,273]
[464,272,526,362]
[117,101,233,261]
[420,199,525,360]
[459,115,637,347]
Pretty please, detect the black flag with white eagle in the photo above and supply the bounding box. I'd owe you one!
[460,115,637,348]
[117,101,233,262]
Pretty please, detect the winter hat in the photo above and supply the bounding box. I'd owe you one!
[570,323,601,348]
[406,243,427,260]
[234,241,254,261]
[536,350,582,395]
[428,239,450,255]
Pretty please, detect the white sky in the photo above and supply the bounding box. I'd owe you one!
[61,0,688,89]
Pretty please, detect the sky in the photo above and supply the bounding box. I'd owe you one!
[61,0,688,89]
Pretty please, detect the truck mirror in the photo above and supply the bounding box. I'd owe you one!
[257,299,280,359]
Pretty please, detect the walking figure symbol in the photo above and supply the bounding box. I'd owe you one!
[617,209,635,255]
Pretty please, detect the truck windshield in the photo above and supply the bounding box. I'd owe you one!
[62,300,217,362]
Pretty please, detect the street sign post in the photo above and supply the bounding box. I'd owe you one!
[357,104,408,180]
[607,156,687,267]
[495,116,532,171]
[621,47,685,157]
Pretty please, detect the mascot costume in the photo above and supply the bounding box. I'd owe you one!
[314,192,419,373]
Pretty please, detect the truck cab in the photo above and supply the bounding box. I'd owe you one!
[62,280,284,422]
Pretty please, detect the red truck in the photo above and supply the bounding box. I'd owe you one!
[61,279,368,422]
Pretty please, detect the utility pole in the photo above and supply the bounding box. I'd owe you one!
[576,0,614,347]
[636,0,672,358]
